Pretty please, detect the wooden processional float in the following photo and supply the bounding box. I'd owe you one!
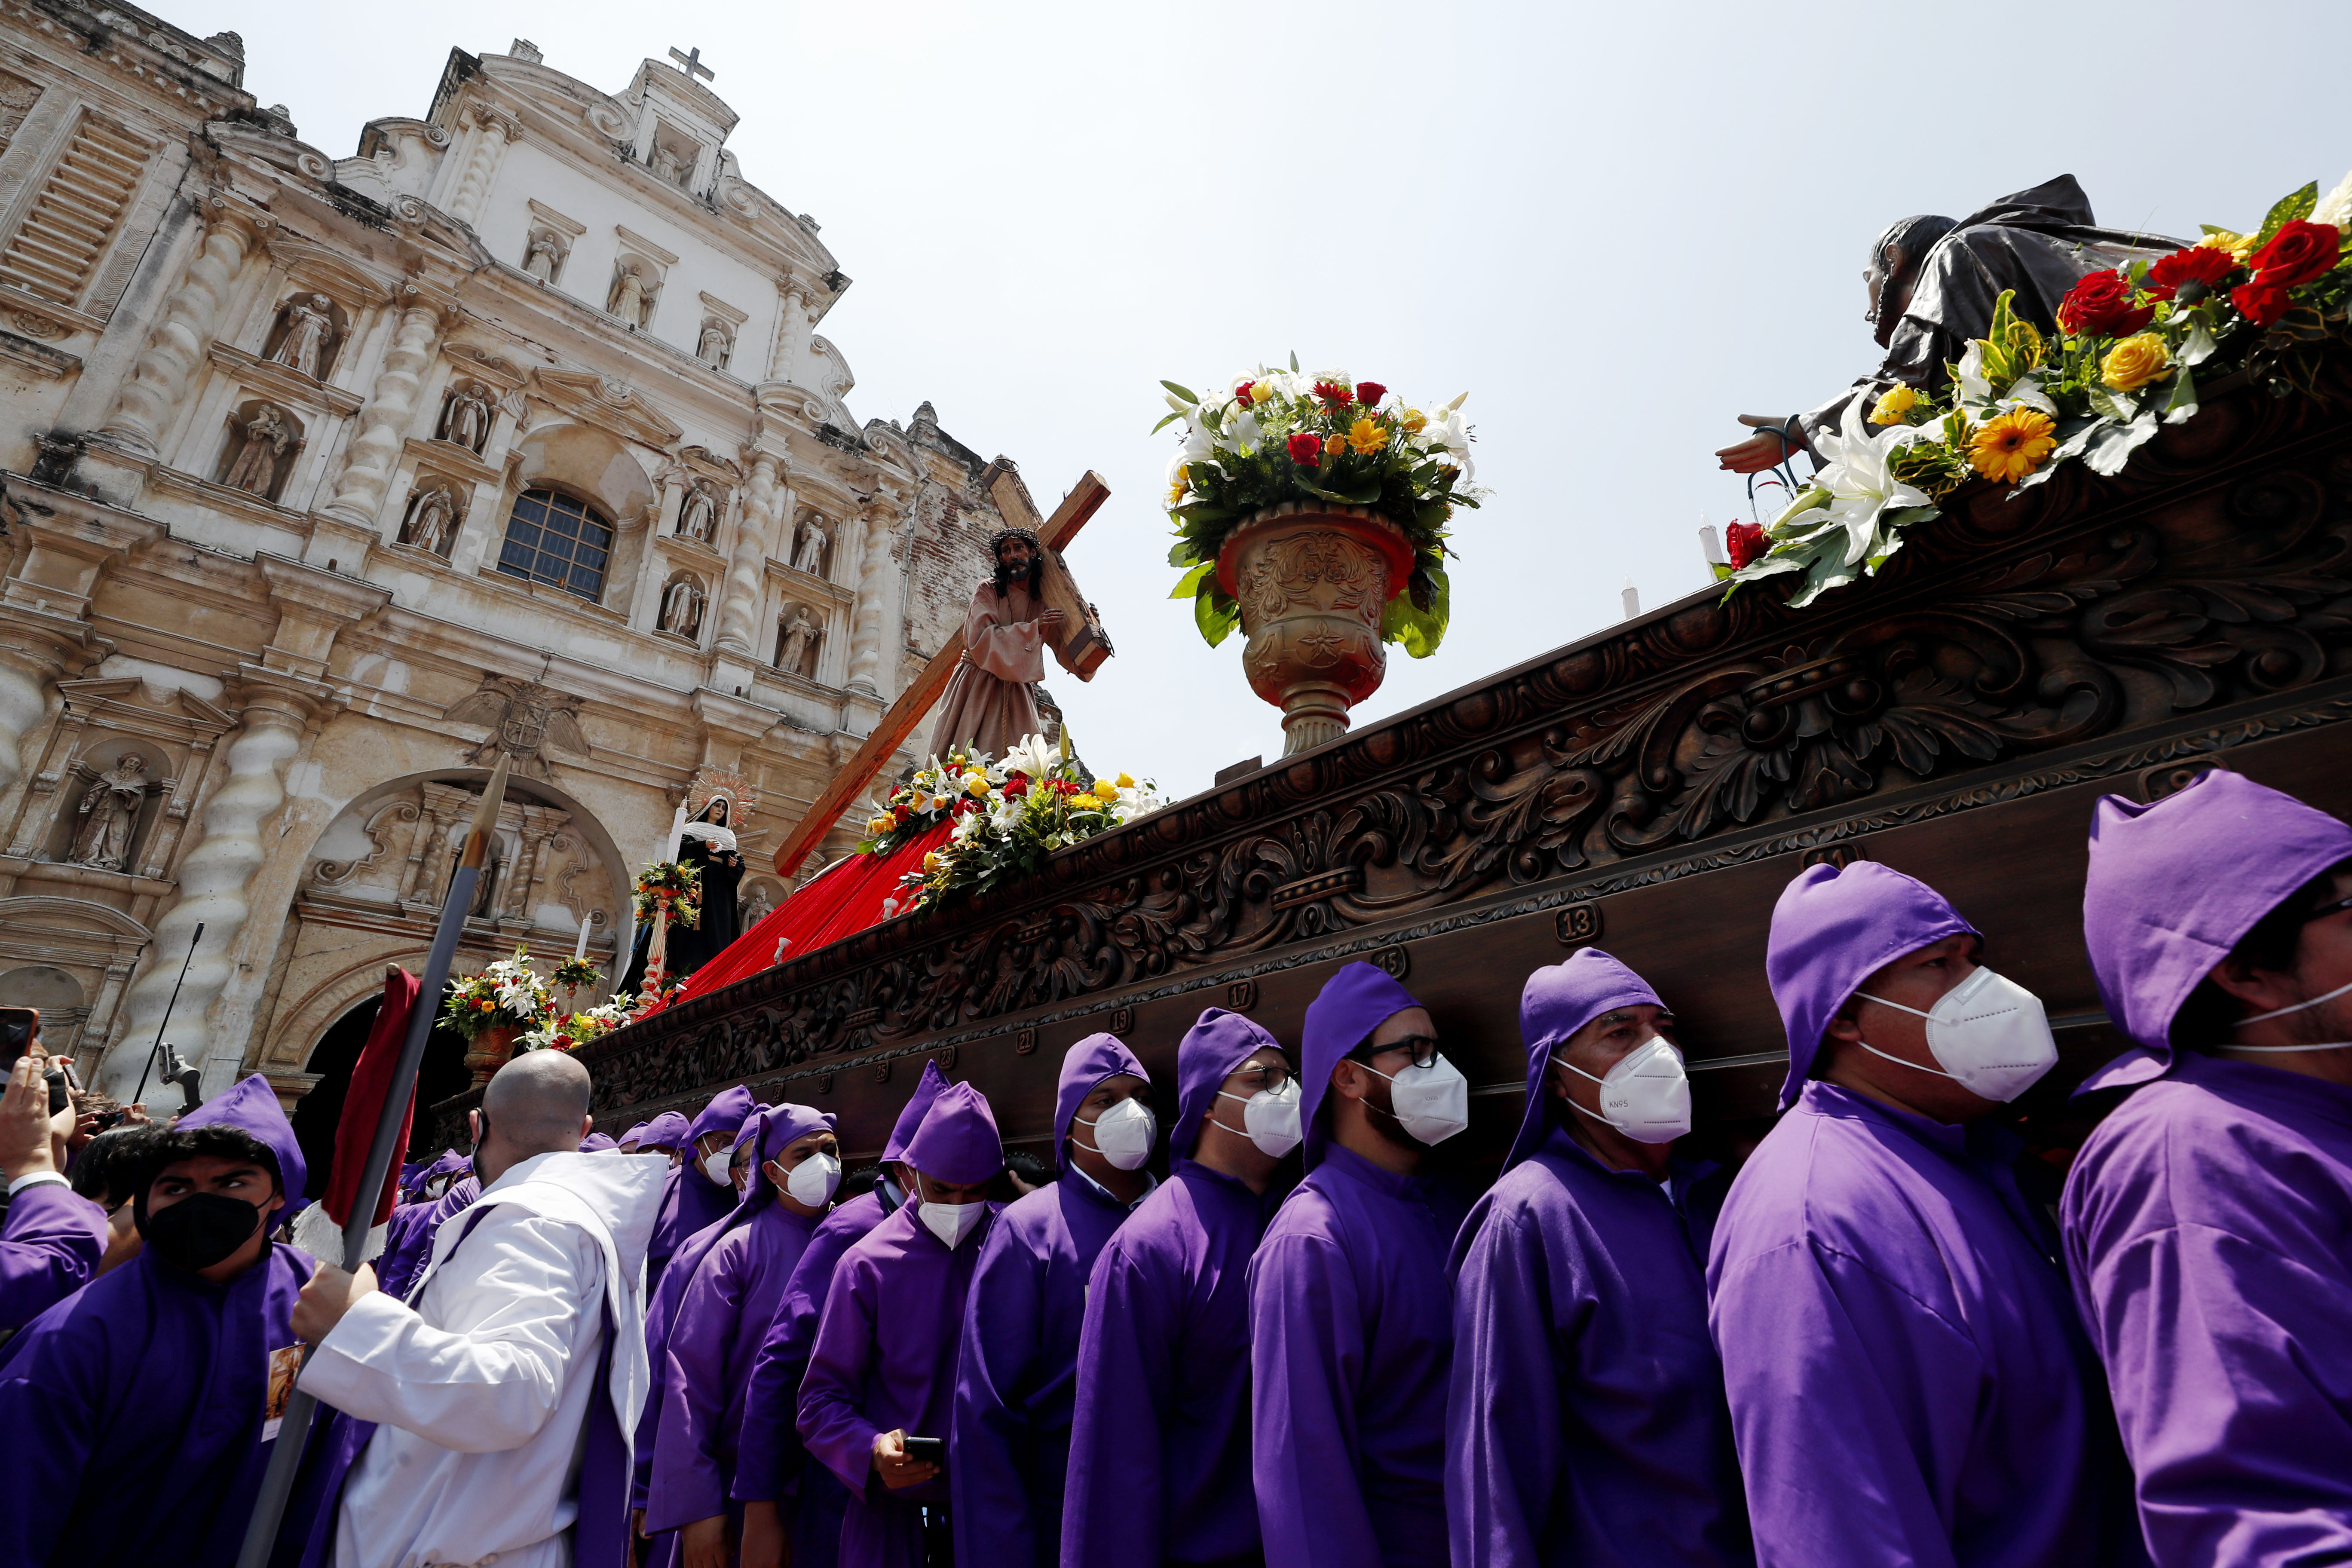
[430,356,2352,1179]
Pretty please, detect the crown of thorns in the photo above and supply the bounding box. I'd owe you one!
[988,526,1042,555]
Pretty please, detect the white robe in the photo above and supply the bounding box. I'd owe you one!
[299,1149,666,1568]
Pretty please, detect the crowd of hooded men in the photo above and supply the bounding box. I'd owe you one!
[0,765,2348,1568]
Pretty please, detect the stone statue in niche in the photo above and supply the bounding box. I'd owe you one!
[651,144,688,186]
[269,293,334,379]
[221,403,293,495]
[522,231,563,283]
[696,321,731,368]
[440,382,493,452]
[660,577,706,638]
[677,483,718,542]
[402,482,460,556]
[793,514,827,576]
[65,753,148,871]
[608,264,650,327]
[777,604,817,675]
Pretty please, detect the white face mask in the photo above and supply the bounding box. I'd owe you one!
[1216,1079,1303,1158]
[784,1151,842,1207]
[1361,1053,1471,1145]
[1555,1036,1691,1144]
[703,1148,735,1186]
[1072,1096,1156,1171]
[1855,965,2059,1102]
[919,1189,987,1250]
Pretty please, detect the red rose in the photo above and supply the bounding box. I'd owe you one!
[2143,244,2237,300]
[2233,279,2291,328]
[1234,380,1255,405]
[894,803,911,823]
[1285,431,1324,465]
[1355,380,1387,406]
[2057,270,2153,337]
[1003,775,1029,797]
[1725,521,1765,571]
[2246,220,2342,289]
[1312,379,1352,407]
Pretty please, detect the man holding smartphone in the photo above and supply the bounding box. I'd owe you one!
[0,1021,108,1329]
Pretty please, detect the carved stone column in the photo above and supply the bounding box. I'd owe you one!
[446,109,521,229]
[501,805,569,923]
[95,201,260,460]
[0,610,95,812]
[714,453,784,659]
[844,498,904,698]
[318,290,447,530]
[100,668,336,1099]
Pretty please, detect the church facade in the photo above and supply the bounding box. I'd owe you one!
[0,3,1029,1118]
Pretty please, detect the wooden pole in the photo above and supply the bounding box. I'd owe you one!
[769,469,1109,879]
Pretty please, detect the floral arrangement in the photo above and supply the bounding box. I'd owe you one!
[877,733,1164,915]
[1158,356,1480,655]
[859,747,991,858]
[551,956,603,991]
[520,992,634,1052]
[632,859,702,930]
[438,946,559,1041]
[1723,180,2351,609]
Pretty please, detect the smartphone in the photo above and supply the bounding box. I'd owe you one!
[901,1436,946,1470]
[0,1007,67,1115]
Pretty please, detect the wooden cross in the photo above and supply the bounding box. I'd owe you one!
[668,46,715,83]
[769,467,1111,879]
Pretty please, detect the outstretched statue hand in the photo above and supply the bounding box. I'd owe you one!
[1715,414,1806,474]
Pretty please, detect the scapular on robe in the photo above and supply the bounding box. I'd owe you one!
[950,1034,1150,1568]
[645,1106,833,1547]
[373,1172,480,1304]
[1063,1008,1284,1568]
[0,1179,107,1329]
[798,1081,1003,1568]
[1448,949,1750,1568]
[2062,771,2352,1566]
[0,1072,349,1567]
[733,1063,947,1568]
[649,1085,758,1287]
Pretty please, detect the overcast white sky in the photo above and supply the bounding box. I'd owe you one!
[176,0,2351,800]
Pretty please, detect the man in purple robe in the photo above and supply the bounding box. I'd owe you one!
[650,1102,839,1568]
[0,1072,346,1565]
[1709,860,2136,1568]
[1447,949,1749,1568]
[799,1080,1003,1568]
[952,1034,1154,1566]
[638,1110,692,1161]
[1064,1008,1295,1568]
[652,1087,758,1286]
[1250,962,1470,1568]
[2064,769,2352,1566]
[736,1061,948,1568]
[1,1046,107,1327]
[373,1153,484,1305]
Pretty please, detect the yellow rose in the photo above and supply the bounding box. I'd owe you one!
[1115,772,1135,788]
[923,850,942,873]
[868,815,892,835]
[1323,434,1348,458]
[964,772,991,797]
[1092,778,1120,803]
[1403,408,1427,434]
[1348,417,1385,456]
[2100,333,2170,392]
[1250,381,1275,405]
[1967,408,2058,484]
[1869,385,1919,424]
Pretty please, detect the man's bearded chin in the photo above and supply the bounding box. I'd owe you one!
[992,553,1044,598]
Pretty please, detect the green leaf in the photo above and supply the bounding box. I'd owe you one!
[1167,539,1199,568]
[1160,380,1200,404]
[1150,410,1181,435]
[1170,560,1214,600]
[1289,350,1300,372]
[2254,182,2318,247]
[1194,583,1239,648]
[2086,383,2135,422]
[2162,362,2199,423]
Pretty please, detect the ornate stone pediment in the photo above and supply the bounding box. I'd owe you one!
[530,367,683,450]
[259,236,399,307]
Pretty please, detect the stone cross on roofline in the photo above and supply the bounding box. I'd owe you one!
[668,46,715,83]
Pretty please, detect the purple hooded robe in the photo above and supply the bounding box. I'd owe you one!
[1709,862,2136,1568]
[799,1081,1004,1568]
[0,1176,106,1330]
[2063,770,2352,1567]
[648,1104,835,1549]
[1250,962,1466,1568]
[951,1034,1151,1567]
[650,1086,758,1286]
[0,1074,349,1566]
[1064,1008,1284,1568]
[374,1167,482,1305]
[732,1062,947,1568]
[1447,949,1750,1568]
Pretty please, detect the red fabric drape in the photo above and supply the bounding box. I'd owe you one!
[325,967,423,1227]
[666,822,955,1008]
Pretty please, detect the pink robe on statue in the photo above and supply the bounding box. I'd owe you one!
[927,580,1046,760]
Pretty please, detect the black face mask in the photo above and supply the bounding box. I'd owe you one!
[137,1191,266,1272]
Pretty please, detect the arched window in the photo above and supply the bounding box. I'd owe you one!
[497,487,613,601]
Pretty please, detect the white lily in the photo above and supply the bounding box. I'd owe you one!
[1954,342,2057,420]
[1422,398,1476,483]
[1773,399,1936,567]
[1001,733,1059,781]
[1167,418,1216,486]
[1219,409,1263,456]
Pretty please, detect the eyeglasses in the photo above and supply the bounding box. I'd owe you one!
[1368,1034,1442,1070]
[2302,893,2352,924]
[1231,1062,1293,1095]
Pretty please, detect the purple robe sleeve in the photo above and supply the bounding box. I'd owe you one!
[1062,1236,1174,1568]
[1250,1228,1379,1568]
[797,1252,882,1494]
[631,1250,698,1510]
[2077,1225,2352,1565]
[1711,1239,1975,1568]
[734,1209,858,1504]
[649,1234,750,1532]
[950,1216,1048,1565]
[1446,1203,1565,1568]
[0,1288,100,1562]
[0,1182,106,1328]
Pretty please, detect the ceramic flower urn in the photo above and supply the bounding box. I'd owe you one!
[1216,503,1415,755]
[464,1023,520,1089]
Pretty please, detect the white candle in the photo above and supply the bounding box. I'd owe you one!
[573,911,592,962]
[664,803,686,862]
